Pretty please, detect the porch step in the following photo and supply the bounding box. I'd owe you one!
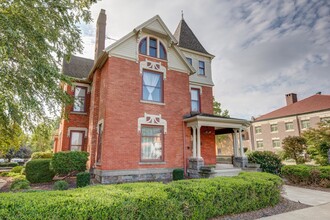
[216,163,234,170]
[213,168,242,177]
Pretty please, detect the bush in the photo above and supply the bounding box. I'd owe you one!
[77,172,90,188]
[0,172,22,178]
[52,151,89,175]
[281,165,330,186]
[248,151,283,175]
[0,172,282,219]
[53,180,69,190]
[25,159,55,183]
[10,179,30,191]
[10,166,24,173]
[31,151,53,160]
[0,162,18,167]
[172,169,184,181]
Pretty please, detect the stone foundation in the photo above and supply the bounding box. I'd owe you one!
[233,156,248,168]
[187,157,204,178]
[94,168,175,184]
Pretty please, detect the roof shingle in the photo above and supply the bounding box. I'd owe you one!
[62,55,94,79]
[173,19,210,55]
[255,94,330,121]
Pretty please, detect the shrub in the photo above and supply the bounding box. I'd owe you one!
[0,172,9,177]
[172,168,184,181]
[53,180,69,190]
[282,136,307,164]
[25,159,55,183]
[0,172,22,178]
[52,151,89,175]
[0,172,282,220]
[10,179,30,191]
[248,151,283,175]
[0,162,18,167]
[281,165,330,186]
[77,172,90,188]
[31,151,53,160]
[10,166,24,173]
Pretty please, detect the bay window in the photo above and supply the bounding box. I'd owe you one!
[142,71,163,103]
[141,126,163,161]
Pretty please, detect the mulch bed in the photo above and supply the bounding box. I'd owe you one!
[212,197,310,220]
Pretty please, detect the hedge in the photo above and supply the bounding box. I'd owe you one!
[248,151,282,175]
[11,166,24,173]
[77,172,90,188]
[0,162,18,167]
[173,168,184,180]
[31,152,53,160]
[281,165,330,187]
[0,172,282,219]
[52,151,89,175]
[25,159,55,183]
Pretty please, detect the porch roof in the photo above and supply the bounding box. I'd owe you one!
[183,113,250,132]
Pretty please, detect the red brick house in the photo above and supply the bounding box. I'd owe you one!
[54,10,250,183]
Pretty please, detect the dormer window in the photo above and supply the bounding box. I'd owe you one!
[198,61,205,75]
[139,37,167,60]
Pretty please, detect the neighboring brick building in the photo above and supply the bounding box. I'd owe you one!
[54,10,249,183]
[247,93,330,152]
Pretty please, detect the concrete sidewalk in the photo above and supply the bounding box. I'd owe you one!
[0,179,6,190]
[258,185,330,219]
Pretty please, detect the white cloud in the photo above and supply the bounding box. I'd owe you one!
[77,0,330,119]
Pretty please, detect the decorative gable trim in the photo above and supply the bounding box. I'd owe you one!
[138,113,167,134]
[140,59,166,79]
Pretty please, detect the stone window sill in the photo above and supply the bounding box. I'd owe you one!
[140,100,165,106]
[139,162,166,165]
[70,112,88,115]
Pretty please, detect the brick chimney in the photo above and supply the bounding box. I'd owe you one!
[94,9,106,62]
[285,93,298,105]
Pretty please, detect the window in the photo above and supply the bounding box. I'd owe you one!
[186,57,192,65]
[70,131,84,151]
[191,89,200,112]
[142,71,163,103]
[272,139,281,148]
[96,123,103,163]
[141,126,163,161]
[285,122,294,131]
[73,86,87,112]
[301,120,310,129]
[255,126,262,134]
[198,61,205,75]
[270,124,278,132]
[256,141,263,148]
[139,37,167,60]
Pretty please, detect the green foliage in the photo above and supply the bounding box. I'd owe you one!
[10,179,30,192]
[53,180,69,191]
[10,165,23,173]
[282,136,307,164]
[0,162,18,167]
[52,151,89,175]
[303,121,330,165]
[0,1,96,132]
[172,169,184,181]
[30,123,57,152]
[281,165,330,187]
[0,172,281,219]
[31,151,53,160]
[25,159,55,183]
[213,97,230,117]
[248,151,283,175]
[76,172,90,188]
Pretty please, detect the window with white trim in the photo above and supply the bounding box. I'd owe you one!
[255,126,262,134]
[96,123,103,163]
[256,141,263,148]
[142,71,163,103]
[141,126,163,161]
[272,139,281,148]
[139,37,167,60]
[191,88,200,112]
[70,131,84,151]
[301,120,310,129]
[285,122,294,131]
[73,86,87,112]
[198,61,205,75]
[270,124,278,132]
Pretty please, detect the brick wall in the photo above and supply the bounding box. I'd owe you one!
[201,126,216,165]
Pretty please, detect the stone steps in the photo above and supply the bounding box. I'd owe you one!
[213,168,242,177]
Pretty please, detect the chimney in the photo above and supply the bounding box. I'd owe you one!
[285,93,298,105]
[94,9,106,62]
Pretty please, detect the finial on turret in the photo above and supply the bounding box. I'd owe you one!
[181,10,184,20]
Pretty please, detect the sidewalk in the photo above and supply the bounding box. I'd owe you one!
[258,185,330,220]
[0,179,6,190]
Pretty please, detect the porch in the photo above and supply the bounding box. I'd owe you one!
[183,113,250,178]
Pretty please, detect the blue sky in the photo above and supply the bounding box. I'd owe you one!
[77,0,330,119]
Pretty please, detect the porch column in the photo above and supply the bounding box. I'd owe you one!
[192,126,197,158]
[197,125,201,158]
[239,129,245,157]
[233,129,238,157]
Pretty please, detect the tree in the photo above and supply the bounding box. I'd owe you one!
[303,120,330,165]
[14,146,32,159]
[30,122,56,152]
[282,136,307,164]
[213,97,229,117]
[0,0,95,133]
[0,123,26,160]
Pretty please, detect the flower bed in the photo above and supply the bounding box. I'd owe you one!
[0,172,282,220]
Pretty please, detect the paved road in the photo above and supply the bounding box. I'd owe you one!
[258,185,330,220]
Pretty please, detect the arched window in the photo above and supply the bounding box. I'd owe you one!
[139,37,167,60]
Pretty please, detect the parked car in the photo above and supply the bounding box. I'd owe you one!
[11,158,24,163]
[0,158,5,163]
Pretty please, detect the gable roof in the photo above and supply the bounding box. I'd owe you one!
[255,94,330,121]
[62,55,94,79]
[173,18,210,55]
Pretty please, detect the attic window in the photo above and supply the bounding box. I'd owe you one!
[139,37,167,60]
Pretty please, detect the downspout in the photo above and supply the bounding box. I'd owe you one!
[182,121,187,176]
[296,115,301,136]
